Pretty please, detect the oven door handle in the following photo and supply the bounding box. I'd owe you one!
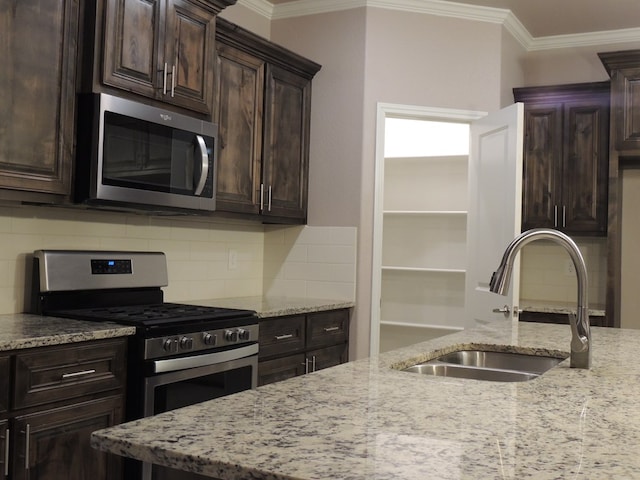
[152,343,258,373]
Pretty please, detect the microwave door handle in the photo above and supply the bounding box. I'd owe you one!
[193,135,209,196]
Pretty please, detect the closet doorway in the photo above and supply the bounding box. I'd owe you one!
[371,104,484,354]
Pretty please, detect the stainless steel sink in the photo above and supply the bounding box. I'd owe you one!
[402,349,568,382]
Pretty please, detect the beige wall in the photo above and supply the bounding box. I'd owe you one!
[521,41,640,87]
[216,3,640,359]
[620,169,640,329]
[219,3,271,38]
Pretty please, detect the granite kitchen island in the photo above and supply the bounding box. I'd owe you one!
[91,320,640,479]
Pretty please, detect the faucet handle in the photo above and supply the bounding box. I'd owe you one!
[568,312,589,352]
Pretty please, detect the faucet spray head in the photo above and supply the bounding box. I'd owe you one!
[489,263,511,295]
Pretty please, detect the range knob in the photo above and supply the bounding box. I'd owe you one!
[163,338,178,353]
[179,336,194,350]
[237,328,250,341]
[203,332,217,346]
[224,329,239,342]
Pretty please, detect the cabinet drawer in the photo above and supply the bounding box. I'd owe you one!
[259,316,305,359]
[306,309,349,349]
[0,356,9,414]
[14,339,127,409]
[258,354,306,386]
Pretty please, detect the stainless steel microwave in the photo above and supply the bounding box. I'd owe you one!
[75,93,217,213]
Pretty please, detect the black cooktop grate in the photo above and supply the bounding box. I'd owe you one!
[50,302,256,327]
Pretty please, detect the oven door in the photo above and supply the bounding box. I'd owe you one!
[141,344,258,480]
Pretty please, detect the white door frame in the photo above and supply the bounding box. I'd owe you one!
[370,102,487,356]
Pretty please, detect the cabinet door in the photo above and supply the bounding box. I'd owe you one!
[163,0,216,113]
[0,419,7,479]
[262,65,312,221]
[102,0,163,99]
[611,66,640,151]
[214,43,265,214]
[521,103,563,230]
[258,354,306,386]
[307,344,348,373]
[0,0,77,195]
[0,356,8,415]
[12,396,124,480]
[562,97,609,234]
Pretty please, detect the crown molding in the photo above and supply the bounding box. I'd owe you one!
[236,0,640,51]
[237,0,274,18]
[528,27,640,51]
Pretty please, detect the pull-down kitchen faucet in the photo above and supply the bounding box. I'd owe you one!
[489,228,591,369]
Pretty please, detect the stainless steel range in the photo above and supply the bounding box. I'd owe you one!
[31,250,259,480]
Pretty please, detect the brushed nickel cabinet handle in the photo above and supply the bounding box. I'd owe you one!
[61,369,96,379]
[275,334,293,341]
[171,64,176,97]
[323,326,340,333]
[24,424,30,470]
[163,62,168,95]
[267,185,272,211]
[3,427,8,477]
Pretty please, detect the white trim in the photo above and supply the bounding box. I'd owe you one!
[370,102,486,357]
[237,0,274,18]
[238,0,640,51]
[529,27,640,51]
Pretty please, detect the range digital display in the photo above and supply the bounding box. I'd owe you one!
[90,259,132,274]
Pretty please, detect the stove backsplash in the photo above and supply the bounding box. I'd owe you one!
[0,205,356,315]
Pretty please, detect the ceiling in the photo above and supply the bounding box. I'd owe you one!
[266,0,640,38]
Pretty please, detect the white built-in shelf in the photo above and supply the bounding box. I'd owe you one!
[383,210,467,216]
[382,266,465,274]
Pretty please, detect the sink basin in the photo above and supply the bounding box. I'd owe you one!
[402,349,568,382]
[403,363,539,382]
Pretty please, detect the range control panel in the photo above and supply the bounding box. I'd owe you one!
[144,324,259,360]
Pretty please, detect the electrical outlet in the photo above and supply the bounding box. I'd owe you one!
[564,259,575,276]
[228,249,238,270]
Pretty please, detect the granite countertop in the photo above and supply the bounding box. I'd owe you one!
[0,313,136,352]
[520,299,606,317]
[186,296,355,318]
[0,298,351,352]
[91,320,640,479]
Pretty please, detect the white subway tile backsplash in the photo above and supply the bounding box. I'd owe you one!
[519,237,606,305]
[0,206,357,314]
[264,225,357,301]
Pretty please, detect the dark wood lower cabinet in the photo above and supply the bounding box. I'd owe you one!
[258,354,306,386]
[12,396,124,480]
[258,309,350,386]
[4,338,128,480]
[0,419,8,478]
[519,310,607,327]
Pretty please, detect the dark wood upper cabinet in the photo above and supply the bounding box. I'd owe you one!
[214,19,321,223]
[0,0,79,199]
[101,0,235,115]
[599,50,640,152]
[262,64,312,220]
[514,82,610,236]
[214,42,265,214]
